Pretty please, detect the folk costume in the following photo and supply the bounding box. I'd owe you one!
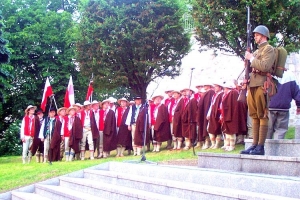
[100,108,117,158]
[197,89,215,149]
[61,113,83,161]
[170,95,184,149]
[39,116,62,162]
[134,105,150,155]
[20,105,40,164]
[125,98,143,156]
[116,105,131,157]
[181,94,198,150]
[80,105,99,160]
[207,91,224,149]
[151,102,171,152]
[220,86,239,151]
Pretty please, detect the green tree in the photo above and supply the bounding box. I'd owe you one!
[77,0,191,99]
[0,0,88,133]
[192,0,300,58]
[0,10,10,63]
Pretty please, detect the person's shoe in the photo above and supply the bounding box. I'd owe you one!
[240,145,257,154]
[249,145,265,155]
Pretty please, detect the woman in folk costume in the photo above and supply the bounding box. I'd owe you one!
[169,90,183,150]
[33,109,44,163]
[61,106,83,161]
[151,95,172,152]
[91,100,100,157]
[56,107,67,161]
[116,98,131,157]
[98,99,117,158]
[197,81,215,149]
[220,80,239,151]
[134,101,151,155]
[39,107,62,163]
[80,101,99,160]
[206,80,224,149]
[181,88,198,150]
[20,105,40,164]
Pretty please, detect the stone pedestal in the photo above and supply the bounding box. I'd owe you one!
[245,139,300,157]
[295,115,300,139]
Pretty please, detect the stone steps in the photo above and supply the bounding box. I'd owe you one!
[197,152,300,177]
[3,161,300,200]
[245,139,300,157]
[35,184,104,200]
[83,168,299,200]
[11,191,50,200]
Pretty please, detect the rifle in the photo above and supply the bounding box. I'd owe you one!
[237,6,251,102]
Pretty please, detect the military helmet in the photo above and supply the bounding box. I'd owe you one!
[253,25,270,39]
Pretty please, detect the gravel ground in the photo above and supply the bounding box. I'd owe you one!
[158,159,198,166]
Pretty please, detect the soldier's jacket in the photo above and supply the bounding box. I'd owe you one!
[249,42,276,87]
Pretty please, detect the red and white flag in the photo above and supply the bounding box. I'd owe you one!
[64,76,75,108]
[41,77,53,112]
[85,80,93,101]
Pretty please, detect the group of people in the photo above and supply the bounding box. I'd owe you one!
[20,25,300,164]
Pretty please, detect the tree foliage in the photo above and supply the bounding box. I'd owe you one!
[0,0,88,133]
[0,10,10,63]
[0,120,22,156]
[77,0,191,99]
[192,0,300,59]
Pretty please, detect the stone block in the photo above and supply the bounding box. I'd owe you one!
[245,139,300,157]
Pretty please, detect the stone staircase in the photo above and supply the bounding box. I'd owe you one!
[2,161,300,200]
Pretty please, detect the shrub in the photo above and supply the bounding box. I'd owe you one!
[0,120,22,156]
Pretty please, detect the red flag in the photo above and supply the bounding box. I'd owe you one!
[41,77,53,112]
[85,80,93,101]
[64,76,75,108]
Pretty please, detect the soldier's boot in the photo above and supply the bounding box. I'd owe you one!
[65,155,69,162]
[227,134,236,151]
[90,150,94,160]
[116,147,121,157]
[98,146,103,158]
[137,147,142,156]
[80,151,85,160]
[172,140,177,150]
[240,120,260,154]
[40,153,44,162]
[28,152,32,164]
[250,145,265,155]
[120,147,125,157]
[22,157,26,164]
[133,146,137,156]
[209,134,216,149]
[166,140,172,149]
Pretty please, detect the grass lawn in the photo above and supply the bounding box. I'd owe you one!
[0,144,245,193]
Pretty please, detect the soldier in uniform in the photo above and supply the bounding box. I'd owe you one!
[20,105,40,164]
[241,25,276,155]
[91,100,100,157]
[169,90,182,150]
